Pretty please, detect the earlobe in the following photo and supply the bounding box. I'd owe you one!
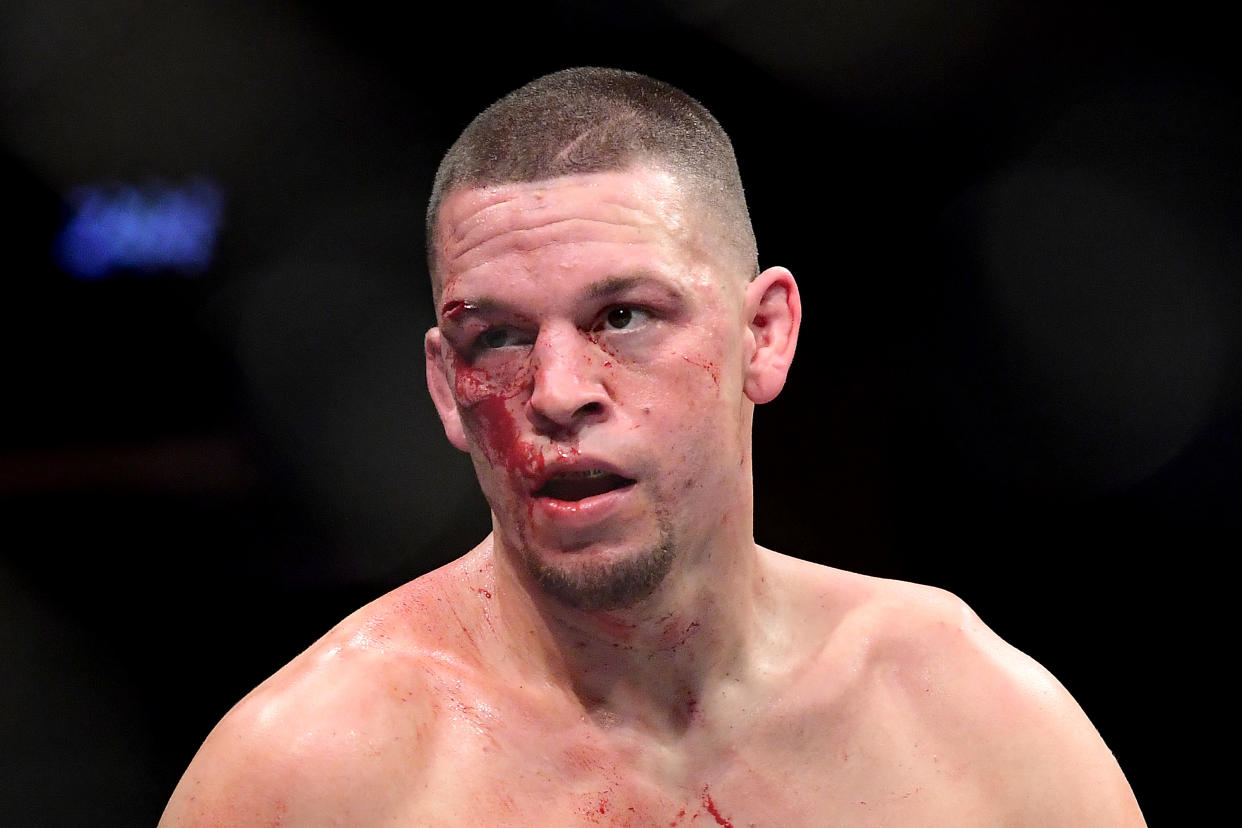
[425,328,470,452]
[743,266,801,404]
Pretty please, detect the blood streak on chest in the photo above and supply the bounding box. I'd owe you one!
[701,786,734,827]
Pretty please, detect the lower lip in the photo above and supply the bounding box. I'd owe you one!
[533,483,636,530]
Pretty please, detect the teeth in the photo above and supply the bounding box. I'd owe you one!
[556,469,607,479]
[536,468,632,502]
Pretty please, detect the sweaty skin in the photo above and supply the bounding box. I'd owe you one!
[159,168,1146,827]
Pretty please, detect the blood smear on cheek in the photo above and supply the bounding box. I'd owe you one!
[468,394,546,483]
[450,350,529,408]
[453,362,497,405]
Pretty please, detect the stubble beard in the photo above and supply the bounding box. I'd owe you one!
[519,510,677,612]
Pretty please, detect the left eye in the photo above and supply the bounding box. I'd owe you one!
[600,306,647,331]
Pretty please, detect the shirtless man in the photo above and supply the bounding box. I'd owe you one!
[160,68,1145,826]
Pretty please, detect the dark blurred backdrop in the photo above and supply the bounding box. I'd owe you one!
[2,1,1236,824]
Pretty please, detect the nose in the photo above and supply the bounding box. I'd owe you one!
[527,326,610,434]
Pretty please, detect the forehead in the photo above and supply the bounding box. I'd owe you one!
[432,167,715,298]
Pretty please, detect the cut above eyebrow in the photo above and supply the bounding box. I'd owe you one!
[440,299,477,321]
[438,297,508,324]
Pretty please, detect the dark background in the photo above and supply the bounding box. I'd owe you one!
[2,1,1236,824]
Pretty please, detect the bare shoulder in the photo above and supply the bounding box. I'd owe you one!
[158,555,482,827]
[772,553,1146,826]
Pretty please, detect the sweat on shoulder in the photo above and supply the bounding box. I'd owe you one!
[159,67,1146,827]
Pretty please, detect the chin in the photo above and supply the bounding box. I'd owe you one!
[517,514,676,612]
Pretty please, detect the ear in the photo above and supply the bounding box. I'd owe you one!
[742,266,801,404]
[425,327,470,452]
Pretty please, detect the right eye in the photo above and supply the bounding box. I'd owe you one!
[475,327,527,350]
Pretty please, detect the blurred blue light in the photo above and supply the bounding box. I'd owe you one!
[54,177,225,280]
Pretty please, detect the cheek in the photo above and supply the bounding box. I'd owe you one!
[660,300,739,397]
[468,397,547,483]
[450,351,526,406]
[667,330,735,405]
[675,352,722,390]
[448,354,547,478]
[588,334,722,392]
[649,342,746,468]
[621,368,715,463]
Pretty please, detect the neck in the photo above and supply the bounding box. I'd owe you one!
[484,525,772,738]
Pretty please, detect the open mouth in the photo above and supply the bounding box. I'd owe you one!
[535,469,636,502]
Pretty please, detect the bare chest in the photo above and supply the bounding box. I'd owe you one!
[398,700,991,827]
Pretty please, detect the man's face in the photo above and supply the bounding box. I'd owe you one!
[426,166,756,610]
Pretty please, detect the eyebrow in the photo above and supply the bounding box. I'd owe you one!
[584,273,684,303]
[438,273,684,325]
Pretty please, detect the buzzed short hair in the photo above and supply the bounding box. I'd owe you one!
[426,67,758,284]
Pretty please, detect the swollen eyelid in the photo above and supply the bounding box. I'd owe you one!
[476,327,533,350]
